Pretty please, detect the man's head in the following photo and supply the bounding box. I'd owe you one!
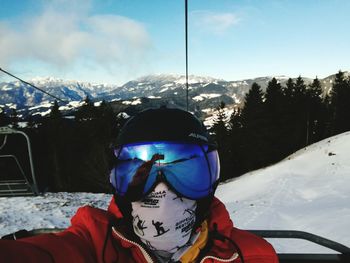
[110,107,220,201]
[110,107,220,253]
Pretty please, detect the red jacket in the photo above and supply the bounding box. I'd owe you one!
[0,197,278,263]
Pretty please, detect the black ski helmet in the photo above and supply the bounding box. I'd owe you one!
[116,107,216,148]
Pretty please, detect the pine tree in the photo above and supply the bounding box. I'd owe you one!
[211,102,230,181]
[263,78,288,162]
[227,108,245,178]
[306,77,327,143]
[211,101,228,149]
[75,96,97,121]
[308,77,322,99]
[229,108,243,131]
[10,109,19,129]
[265,78,284,114]
[294,76,307,101]
[284,78,295,100]
[0,107,10,127]
[26,115,36,129]
[241,82,264,127]
[240,82,270,171]
[49,100,62,120]
[278,78,303,154]
[45,100,66,190]
[330,71,350,134]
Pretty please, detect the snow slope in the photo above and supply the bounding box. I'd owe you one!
[0,193,111,237]
[216,131,350,253]
[0,132,349,254]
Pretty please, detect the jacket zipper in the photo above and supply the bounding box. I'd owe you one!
[199,252,239,263]
[112,226,154,263]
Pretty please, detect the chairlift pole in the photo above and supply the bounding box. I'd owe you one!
[17,130,38,194]
[185,0,189,111]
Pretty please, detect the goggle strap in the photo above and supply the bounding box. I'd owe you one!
[200,144,214,194]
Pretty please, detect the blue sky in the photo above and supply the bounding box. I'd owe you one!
[1,0,350,85]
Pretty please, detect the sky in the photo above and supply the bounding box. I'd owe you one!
[1,0,350,85]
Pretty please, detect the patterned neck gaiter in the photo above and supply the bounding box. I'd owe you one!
[131,182,197,254]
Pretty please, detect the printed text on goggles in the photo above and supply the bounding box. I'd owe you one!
[110,142,220,200]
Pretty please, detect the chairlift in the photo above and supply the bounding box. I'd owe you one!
[0,126,39,196]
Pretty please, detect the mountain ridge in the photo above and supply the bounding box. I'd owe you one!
[0,71,348,118]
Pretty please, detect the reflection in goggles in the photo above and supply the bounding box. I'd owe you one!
[112,142,219,200]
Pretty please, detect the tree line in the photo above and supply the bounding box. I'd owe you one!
[211,71,350,181]
[0,98,125,192]
[1,71,350,192]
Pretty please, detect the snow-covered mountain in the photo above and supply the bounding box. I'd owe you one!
[0,77,116,105]
[0,131,349,254]
[0,72,345,118]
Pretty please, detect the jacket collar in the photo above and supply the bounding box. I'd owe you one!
[199,197,238,260]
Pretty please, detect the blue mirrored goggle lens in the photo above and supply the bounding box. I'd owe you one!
[112,142,220,199]
[116,142,208,163]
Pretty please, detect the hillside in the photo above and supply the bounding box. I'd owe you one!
[216,131,350,253]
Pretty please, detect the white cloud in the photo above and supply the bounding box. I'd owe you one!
[0,1,152,74]
[191,10,240,35]
[85,15,151,64]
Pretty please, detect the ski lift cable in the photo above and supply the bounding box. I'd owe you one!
[185,0,189,111]
[0,67,66,103]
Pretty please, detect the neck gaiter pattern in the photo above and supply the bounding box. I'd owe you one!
[131,182,197,254]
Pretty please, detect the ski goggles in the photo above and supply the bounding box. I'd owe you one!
[110,141,220,200]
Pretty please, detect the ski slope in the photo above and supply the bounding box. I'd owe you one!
[216,131,350,253]
[0,132,349,253]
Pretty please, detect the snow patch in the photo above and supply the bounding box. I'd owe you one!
[5,103,17,109]
[94,101,102,107]
[117,112,130,119]
[204,108,234,127]
[122,99,141,105]
[1,85,12,91]
[192,93,221,102]
[159,87,169,93]
[32,109,52,117]
[29,102,53,110]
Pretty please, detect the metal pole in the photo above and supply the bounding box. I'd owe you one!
[185,0,189,111]
[17,130,39,194]
[248,230,350,254]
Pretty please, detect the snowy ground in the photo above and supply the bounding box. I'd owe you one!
[0,193,111,236]
[1,132,350,254]
[216,131,350,253]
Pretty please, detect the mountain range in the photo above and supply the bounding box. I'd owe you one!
[0,72,346,119]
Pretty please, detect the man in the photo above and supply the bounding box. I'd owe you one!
[0,107,278,262]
